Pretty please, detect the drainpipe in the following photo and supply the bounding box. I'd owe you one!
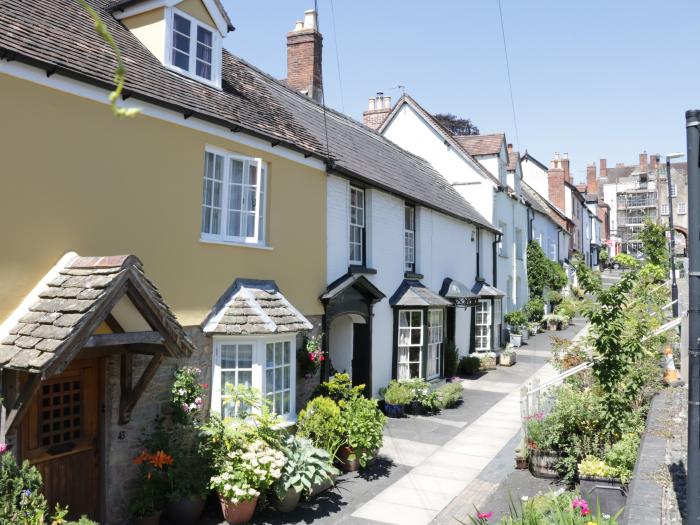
[527,205,534,243]
[492,232,502,287]
[685,109,700,524]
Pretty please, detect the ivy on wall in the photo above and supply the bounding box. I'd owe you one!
[526,241,567,298]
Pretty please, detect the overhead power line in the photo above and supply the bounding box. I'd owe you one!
[329,0,345,113]
[497,0,520,151]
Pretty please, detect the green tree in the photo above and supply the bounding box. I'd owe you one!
[638,219,669,268]
[433,113,479,136]
[527,241,567,298]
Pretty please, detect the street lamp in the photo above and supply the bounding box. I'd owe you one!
[666,152,684,317]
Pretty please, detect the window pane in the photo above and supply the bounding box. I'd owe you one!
[409,363,420,378]
[196,61,211,80]
[398,328,411,346]
[237,345,253,368]
[231,160,244,183]
[266,344,274,367]
[283,366,290,389]
[409,348,421,362]
[238,371,252,387]
[410,328,421,345]
[266,369,274,393]
[283,391,290,414]
[221,345,236,369]
[173,31,190,53]
[274,368,283,390]
[197,25,212,46]
[173,50,189,70]
[174,14,190,34]
[227,211,242,237]
[411,311,422,326]
[283,342,291,364]
[399,311,409,328]
[398,363,409,380]
[275,392,283,415]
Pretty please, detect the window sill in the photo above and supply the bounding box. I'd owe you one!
[404,272,424,280]
[349,265,378,275]
[200,238,273,251]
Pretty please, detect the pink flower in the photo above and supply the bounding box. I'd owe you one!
[0,443,8,454]
[477,511,493,520]
[572,498,589,516]
[182,403,190,413]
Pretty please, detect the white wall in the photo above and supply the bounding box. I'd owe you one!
[329,315,354,375]
[327,174,350,281]
[532,209,561,262]
[522,157,549,198]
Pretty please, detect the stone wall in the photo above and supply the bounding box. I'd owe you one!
[295,315,322,413]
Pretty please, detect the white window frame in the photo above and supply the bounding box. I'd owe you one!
[475,300,492,351]
[661,203,669,216]
[211,335,296,422]
[404,203,416,273]
[165,7,222,88]
[349,187,366,265]
[397,310,423,380]
[497,223,507,257]
[426,309,443,379]
[678,202,687,215]
[200,146,267,247]
[671,184,678,198]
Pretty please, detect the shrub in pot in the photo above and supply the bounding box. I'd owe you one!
[338,396,386,471]
[477,352,497,371]
[528,321,540,336]
[578,456,627,517]
[458,355,481,376]
[130,448,171,525]
[504,310,527,346]
[543,313,567,331]
[436,382,463,408]
[210,439,285,525]
[296,396,344,460]
[400,378,442,414]
[312,373,365,403]
[274,435,338,512]
[524,297,545,324]
[381,381,413,417]
[499,347,517,367]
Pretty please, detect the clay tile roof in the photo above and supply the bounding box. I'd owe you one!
[203,279,312,336]
[0,253,194,377]
[454,134,505,157]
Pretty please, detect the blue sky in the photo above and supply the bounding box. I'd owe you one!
[223,1,700,183]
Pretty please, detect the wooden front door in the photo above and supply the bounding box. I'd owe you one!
[21,358,102,521]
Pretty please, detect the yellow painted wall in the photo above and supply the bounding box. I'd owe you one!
[0,74,327,325]
[122,8,166,63]
[177,0,217,29]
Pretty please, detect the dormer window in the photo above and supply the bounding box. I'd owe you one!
[166,8,221,87]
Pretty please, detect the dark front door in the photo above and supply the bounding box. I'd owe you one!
[21,358,102,521]
[352,323,371,396]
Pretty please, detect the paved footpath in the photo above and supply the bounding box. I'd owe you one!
[193,319,587,525]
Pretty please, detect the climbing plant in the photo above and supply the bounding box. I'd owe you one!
[526,241,567,298]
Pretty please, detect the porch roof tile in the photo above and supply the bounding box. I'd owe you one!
[390,280,452,307]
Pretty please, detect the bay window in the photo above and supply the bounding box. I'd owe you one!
[475,300,492,351]
[397,310,422,380]
[167,9,221,86]
[211,337,296,421]
[349,187,366,265]
[427,310,443,379]
[201,149,267,245]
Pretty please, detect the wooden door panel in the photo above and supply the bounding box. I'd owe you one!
[21,359,102,521]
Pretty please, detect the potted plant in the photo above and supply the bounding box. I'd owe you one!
[210,439,285,525]
[528,321,540,336]
[578,456,627,517]
[131,449,172,525]
[297,396,344,460]
[458,355,481,376]
[543,313,567,331]
[499,347,517,367]
[274,435,339,512]
[436,382,463,409]
[504,310,527,347]
[381,381,413,418]
[337,395,386,472]
[477,352,497,371]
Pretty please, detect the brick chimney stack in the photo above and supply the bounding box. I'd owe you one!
[586,163,597,196]
[287,10,323,102]
[548,164,566,212]
[561,153,571,183]
[362,92,392,130]
[639,151,648,173]
[650,154,659,173]
[600,158,607,180]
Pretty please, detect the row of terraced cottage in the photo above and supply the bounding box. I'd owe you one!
[0,1,600,522]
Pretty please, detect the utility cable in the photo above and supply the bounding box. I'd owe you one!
[329,0,345,113]
[497,0,520,151]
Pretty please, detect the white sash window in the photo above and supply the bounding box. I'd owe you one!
[201,149,267,245]
[475,300,492,351]
[426,309,443,379]
[397,310,423,379]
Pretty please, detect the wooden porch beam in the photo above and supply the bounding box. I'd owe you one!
[84,331,164,348]
[119,353,165,425]
[79,343,165,359]
[3,374,42,437]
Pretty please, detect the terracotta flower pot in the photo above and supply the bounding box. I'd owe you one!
[515,456,528,470]
[218,494,259,525]
[337,445,360,472]
[136,511,162,525]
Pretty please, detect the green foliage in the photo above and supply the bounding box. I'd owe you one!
[524,297,545,323]
[64,517,99,525]
[545,290,563,306]
[603,432,641,485]
[274,435,338,499]
[554,298,579,320]
[382,382,413,406]
[444,340,460,377]
[296,396,344,459]
[171,366,205,424]
[578,456,617,479]
[572,254,602,294]
[399,378,442,413]
[433,113,479,135]
[339,396,386,467]
[527,241,568,298]
[298,334,324,377]
[458,355,481,375]
[639,219,669,268]
[0,451,52,525]
[612,253,639,270]
[599,249,609,263]
[312,373,364,403]
[504,310,528,330]
[437,382,464,408]
[468,491,622,524]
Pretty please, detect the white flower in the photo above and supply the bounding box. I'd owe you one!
[248,488,258,496]
[178,388,186,395]
[521,496,529,501]
[603,514,611,520]
[224,483,232,492]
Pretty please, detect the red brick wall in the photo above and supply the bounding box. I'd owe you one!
[548,167,566,212]
[287,30,323,102]
[587,164,597,195]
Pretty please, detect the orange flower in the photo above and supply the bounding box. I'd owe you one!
[150,450,173,469]
[133,450,152,465]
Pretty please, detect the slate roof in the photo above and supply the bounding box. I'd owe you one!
[203,279,312,335]
[471,280,506,298]
[389,280,452,307]
[455,134,505,157]
[507,150,520,172]
[0,0,497,233]
[0,254,194,377]
[521,183,550,217]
